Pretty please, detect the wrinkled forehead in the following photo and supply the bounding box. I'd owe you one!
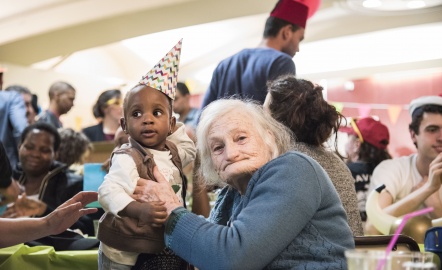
[208,111,255,135]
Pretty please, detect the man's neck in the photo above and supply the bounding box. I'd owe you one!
[48,103,60,118]
[259,38,282,52]
[415,154,431,177]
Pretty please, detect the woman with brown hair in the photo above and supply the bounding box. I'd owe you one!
[264,74,364,236]
[341,117,391,224]
[82,89,122,142]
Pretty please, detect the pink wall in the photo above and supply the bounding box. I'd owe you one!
[188,71,442,158]
[328,71,442,157]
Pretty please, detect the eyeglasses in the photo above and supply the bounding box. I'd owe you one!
[106,98,123,106]
[350,118,364,143]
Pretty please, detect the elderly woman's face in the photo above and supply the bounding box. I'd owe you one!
[208,112,272,188]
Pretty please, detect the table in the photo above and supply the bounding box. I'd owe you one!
[0,244,98,270]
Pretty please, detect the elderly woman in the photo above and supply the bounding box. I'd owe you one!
[133,99,354,269]
[264,75,364,236]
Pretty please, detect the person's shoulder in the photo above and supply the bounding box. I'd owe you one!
[0,91,23,104]
[378,154,415,168]
[37,110,52,121]
[4,90,22,98]
[81,123,103,140]
[270,151,319,168]
[82,123,101,132]
[0,90,19,98]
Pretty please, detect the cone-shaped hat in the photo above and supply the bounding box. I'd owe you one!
[139,39,182,100]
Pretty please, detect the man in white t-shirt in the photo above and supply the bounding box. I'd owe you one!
[366,95,442,234]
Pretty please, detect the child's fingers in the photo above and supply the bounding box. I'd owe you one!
[151,217,167,227]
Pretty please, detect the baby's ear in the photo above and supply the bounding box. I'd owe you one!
[120,118,128,134]
[170,116,177,133]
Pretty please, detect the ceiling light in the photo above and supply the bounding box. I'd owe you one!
[362,0,382,8]
[343,0,442,13]
[407,0,426,8]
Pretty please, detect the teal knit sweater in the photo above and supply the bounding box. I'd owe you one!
[165,151,354,269]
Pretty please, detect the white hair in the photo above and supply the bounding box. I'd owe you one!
[196,98,293,187]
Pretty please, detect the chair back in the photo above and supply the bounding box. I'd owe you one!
[354,235,420,252]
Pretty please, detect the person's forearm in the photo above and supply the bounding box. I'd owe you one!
[0,218,48,248]
[382,186,436,217]
[118,201,143,219]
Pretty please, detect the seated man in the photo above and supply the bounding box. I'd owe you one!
[366,95,442,234]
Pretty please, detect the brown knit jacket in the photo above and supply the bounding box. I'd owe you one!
[97,137,187,254]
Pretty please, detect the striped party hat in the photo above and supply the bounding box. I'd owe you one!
[139,39,182,100]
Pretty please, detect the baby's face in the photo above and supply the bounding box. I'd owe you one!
[122,85,174,150]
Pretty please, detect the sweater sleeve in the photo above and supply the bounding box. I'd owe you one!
[98,154,140,216]
[9,92,28,146]
[165,153,323,270]
[167,122,196,167]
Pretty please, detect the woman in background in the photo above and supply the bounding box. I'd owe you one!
[341,117,391,224]
[82,89,122,142]
[3,122,95,236]
[264,74,364,236]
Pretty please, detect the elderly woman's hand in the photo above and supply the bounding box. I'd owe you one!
[132,166,182,215]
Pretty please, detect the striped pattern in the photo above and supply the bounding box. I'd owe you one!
[139,39,182,100]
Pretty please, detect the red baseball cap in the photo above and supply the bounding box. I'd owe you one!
[340,117,390,150]
[270,0,309,29]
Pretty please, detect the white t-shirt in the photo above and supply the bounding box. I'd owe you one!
[369,154,422,203]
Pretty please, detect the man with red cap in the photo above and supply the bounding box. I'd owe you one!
[200,0,309,108]
[341,117,392,226]
[194,1,309,217]
[366,95,442,234]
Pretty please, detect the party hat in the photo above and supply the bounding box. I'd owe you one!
[139,39,182,100]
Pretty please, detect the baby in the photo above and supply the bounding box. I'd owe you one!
[97,40,196,269]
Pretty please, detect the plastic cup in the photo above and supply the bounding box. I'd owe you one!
[345,250,388,270]
[345,250,435,270]
[390,252,434,270]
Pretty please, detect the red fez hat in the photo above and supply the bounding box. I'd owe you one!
[270,0,309,29]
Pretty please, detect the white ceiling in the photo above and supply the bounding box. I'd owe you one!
[1,0,441,94]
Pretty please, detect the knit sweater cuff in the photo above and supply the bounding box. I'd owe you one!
[165,207,189,248]
[165,207,205,259]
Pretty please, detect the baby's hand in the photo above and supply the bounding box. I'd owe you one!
[138,201,167,227]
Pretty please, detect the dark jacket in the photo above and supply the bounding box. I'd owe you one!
[15,161,95,235]
[0,141,12,188]
[97,137,187,254]
[82,123,107,142]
